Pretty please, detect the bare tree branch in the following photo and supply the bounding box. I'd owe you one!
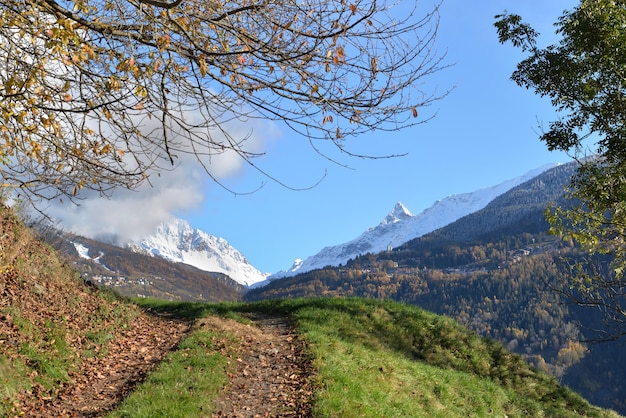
[0,0,450,206]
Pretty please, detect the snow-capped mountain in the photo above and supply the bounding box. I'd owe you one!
[268,163,557,282]
[127,218,268,287]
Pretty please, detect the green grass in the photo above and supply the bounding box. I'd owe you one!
[107,329,237,418]
[308,336,514,417]
[0,354,27,416]
[2,309,75,392]
[127,297,618,418]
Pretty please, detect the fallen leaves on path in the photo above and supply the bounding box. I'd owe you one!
[16,312,190,417]
[203,313,314,417]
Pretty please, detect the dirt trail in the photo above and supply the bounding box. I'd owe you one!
[17,313,191,417]
[205,313,314,417]
[17,312,313,417]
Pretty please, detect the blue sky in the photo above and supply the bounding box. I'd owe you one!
[180,0,576,274]
[54,0,577,274]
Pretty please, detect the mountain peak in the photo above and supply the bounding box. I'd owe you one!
[381,202,414,225]
[129,218,268,287]
[268,163,559,281]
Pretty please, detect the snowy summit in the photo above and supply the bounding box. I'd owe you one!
[268,164,557,281]
[381,202,414,225]
[127,218,268,287]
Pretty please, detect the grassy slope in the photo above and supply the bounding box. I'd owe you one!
[0,204,620,417]
[132,297,620,418]
[0,206,184,416]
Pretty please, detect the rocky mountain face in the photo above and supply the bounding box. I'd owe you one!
[126,218,268,287]
[62,218,267,288]
[54,233,244,302]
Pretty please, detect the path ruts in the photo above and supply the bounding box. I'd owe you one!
[206,313,314,417]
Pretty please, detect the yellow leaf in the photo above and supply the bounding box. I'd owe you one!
[199,59,208,76]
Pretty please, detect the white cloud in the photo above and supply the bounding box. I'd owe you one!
[48,155,203,242]
[48,115,279,243]
[1,12,281,242]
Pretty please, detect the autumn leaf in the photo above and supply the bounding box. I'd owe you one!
[198,59,209,76]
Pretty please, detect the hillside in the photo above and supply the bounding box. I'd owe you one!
[0,206,190,416]
[51,233,244,302]
[244,162,626,414]
[1,205,618,417]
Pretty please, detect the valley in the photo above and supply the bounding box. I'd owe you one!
[28,161,626,415]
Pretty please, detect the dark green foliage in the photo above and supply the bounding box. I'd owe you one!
[496,3,626,158]
[496,1,626,343]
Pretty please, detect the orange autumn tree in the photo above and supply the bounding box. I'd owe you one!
[0,0,448,203]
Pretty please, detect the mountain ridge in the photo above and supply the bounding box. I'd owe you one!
[266,163,557,283]
[126,218,268,287]
[59,162,559,290]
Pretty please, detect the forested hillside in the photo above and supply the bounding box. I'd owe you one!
[245,162,626,413]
